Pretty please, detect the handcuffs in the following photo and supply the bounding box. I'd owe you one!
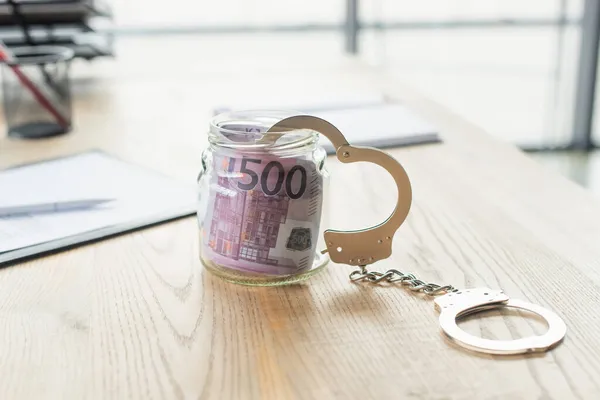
[269,116,567,355]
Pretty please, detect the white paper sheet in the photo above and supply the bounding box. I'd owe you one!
[0,151,196,257]
[213,100,439,153]
[311,103,438,153]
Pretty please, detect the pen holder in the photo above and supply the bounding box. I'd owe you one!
[1,46,74,139]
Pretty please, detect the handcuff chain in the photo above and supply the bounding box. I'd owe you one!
[349,265,458,296]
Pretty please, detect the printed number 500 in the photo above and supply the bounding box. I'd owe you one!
[237,158,307,199]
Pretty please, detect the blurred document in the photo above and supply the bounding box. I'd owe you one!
[0,151,195,263]
[213,99,439,153]
[311,103,439,153]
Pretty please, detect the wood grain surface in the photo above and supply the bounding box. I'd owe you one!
[1,36,600,399]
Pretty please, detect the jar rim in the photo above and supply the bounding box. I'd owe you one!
[209,109,319,151]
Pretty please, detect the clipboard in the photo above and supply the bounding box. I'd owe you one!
[0,150,197,266]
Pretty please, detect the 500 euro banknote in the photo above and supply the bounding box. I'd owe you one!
[200,151,324,275]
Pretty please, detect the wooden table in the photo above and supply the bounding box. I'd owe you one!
[1,37,600,399]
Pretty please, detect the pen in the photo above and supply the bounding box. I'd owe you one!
[0,199,114,217]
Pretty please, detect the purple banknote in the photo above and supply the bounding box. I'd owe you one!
[200,150,323,275]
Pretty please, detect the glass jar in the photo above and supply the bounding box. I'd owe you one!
[197,110,330,286]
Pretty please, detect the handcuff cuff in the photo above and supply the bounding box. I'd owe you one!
[268,116,567,356]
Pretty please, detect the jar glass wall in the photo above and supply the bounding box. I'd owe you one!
[197,110,330,286]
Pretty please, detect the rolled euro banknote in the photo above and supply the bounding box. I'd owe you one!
[200,148,324,275]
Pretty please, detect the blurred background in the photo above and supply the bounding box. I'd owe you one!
[1,0,599,194]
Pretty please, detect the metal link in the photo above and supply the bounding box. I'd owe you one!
[350,266,457,296]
